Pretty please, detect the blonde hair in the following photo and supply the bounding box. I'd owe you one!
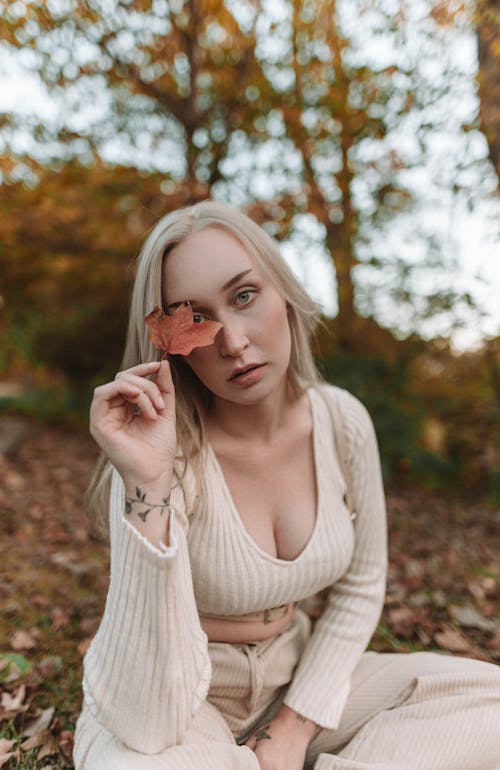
[89,200,324,537]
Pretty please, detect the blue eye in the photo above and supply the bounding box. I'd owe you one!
[235,289,255,306]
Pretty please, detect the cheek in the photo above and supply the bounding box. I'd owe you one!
[264,300,290,343]
[183,348,216,382]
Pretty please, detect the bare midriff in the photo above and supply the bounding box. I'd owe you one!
[200,603,298,643]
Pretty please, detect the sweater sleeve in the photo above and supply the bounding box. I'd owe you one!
[81,465,212,753]
[283,386,387,729]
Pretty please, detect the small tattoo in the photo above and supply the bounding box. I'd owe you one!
[296,714,307,724]
[255,725,272,742]
[124,487,170,522]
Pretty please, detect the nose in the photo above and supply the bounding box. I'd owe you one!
[218,319,249,358]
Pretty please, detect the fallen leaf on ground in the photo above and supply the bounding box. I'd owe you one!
[1,683,28,713]
[51,607,71,629]
[58,729,74,760]
[37,734,59,760]
[0,751,17,769]
[0,740,16,754]
[145,304,223,356]
[78,637,92,656]
[484,628,500,651]
[449,604,497,633]
[0,740,17,770]
[22,705,55,737]
[434,626,473,653]
[20,728,52,750]
[9,628,36,651]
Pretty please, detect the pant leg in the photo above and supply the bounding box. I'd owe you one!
[74,701,260,770]
[306,651,500,770]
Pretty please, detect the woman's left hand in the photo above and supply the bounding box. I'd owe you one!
[244,706,317,770]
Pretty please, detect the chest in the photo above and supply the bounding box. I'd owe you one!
[211,435,317,562]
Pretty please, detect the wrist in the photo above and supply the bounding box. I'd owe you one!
[123,471,172,497]
[275,705,319,740]
[122,476,174,548]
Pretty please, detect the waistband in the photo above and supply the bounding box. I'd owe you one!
[200,602,297,624]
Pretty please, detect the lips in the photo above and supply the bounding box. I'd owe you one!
[228,363,264,381]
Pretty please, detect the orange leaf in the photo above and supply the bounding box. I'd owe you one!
[145,304,222,356]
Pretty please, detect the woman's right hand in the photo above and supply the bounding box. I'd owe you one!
[90,360,176,492]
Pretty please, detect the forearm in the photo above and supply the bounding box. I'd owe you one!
[83,470,211,753]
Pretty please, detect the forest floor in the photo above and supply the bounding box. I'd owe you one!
[0,419,499,769]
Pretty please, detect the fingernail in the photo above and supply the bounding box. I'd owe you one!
[157,397,166,410]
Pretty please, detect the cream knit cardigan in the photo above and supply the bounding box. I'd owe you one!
[81,385,387,754]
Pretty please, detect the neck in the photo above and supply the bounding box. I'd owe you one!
[208,380,300,445]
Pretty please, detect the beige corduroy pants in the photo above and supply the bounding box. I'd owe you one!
[75,611,500,770]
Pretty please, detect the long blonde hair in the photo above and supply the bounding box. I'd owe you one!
[89,200,324,537]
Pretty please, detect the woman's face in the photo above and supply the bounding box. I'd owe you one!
[162,226,292,405]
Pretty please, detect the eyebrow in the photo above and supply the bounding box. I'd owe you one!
[166,269,255,310]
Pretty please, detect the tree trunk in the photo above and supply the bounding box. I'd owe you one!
[476,0,500,186]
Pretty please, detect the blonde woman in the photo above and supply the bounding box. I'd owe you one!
[74,201,500,770]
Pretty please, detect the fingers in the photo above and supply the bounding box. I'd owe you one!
[154,359,174,399]
[91,361,175,427]
[115,371,165,411]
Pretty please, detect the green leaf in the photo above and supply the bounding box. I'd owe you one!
[0,652,33,682]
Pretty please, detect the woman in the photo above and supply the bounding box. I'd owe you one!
[74,201,500,770]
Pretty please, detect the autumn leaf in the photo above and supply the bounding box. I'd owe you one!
[22,706,55,737]
[145,304,222,356]
[0,737,17,769]
[1,684,28,715]
[434,626,473,654]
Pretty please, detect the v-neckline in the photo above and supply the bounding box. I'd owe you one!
[206,387,322,565]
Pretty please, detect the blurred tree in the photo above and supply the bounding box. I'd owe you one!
[0,0,494,353]
[0,162,167,385]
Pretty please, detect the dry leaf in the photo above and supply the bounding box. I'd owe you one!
[51,607,70,629]
[37,735,59,761]
[485,628,500,651]
[1,684,27,712]
[10,629,36,651]
[20,729,51,751]
[0,739,17,768]
[434,627,473,653]
[0,740,16,754]
[58,729,74,760]
[145,304,222,356]
[0,751,18,769]
[22,706,55,737]
[449,604,497,633]
[78,637,92,656]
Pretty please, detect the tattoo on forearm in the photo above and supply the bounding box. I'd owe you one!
[124,487,170,522]
[255,724,272,742]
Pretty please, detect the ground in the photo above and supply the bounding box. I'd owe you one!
[0,420,499,769]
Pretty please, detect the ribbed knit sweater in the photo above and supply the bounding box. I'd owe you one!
[81,384,387,755]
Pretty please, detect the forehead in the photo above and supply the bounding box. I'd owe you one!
[162,226,262,304]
